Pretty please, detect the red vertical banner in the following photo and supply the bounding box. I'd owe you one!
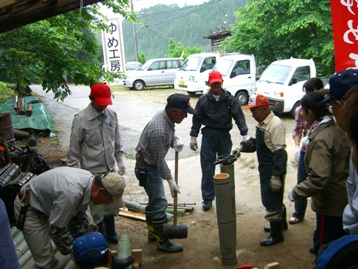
[330,0,358,72]
[102,19,126,73]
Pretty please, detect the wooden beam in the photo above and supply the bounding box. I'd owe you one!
[0,0,104,34]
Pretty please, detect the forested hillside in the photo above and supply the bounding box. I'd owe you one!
[122,0,248,62]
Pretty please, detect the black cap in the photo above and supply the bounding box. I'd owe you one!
[166,94,196,114]
[322,69,358,103]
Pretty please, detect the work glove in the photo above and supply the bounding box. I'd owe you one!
[269,175,282,193]
[190,136,198,151]
[288,189,296,202]
[167,178,180,198]
[294,146,301,163]
[117,156,126,175]
[232,145,242,157]
[174,139,184,152]
[240,137,256,153]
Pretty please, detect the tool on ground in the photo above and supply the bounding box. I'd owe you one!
[162,151,188,239]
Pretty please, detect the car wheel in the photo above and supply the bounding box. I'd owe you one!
[290,102,300,119]
[133,80,145,91]
[236,91,248,106]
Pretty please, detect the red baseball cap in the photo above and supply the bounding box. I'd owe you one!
[245,94,270,109]
[208,71,223,84]
[90,83,113,106]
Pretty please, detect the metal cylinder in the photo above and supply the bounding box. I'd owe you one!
[214,173,237,266]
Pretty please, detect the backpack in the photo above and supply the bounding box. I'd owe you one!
[314,235,358,269]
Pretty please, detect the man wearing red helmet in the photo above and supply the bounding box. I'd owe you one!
[67,83,126,244]
[190,71,249,211]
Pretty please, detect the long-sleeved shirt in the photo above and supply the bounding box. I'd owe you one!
[22,167,93,228]
[67,104,124,174]
[292,106,310,152]
[190,89,248,138]
[135,110,175,180]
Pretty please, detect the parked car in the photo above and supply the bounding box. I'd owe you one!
[174,52,220,95]
[125,61,142,71]
[123,58,183,90]
[256,58,316,118]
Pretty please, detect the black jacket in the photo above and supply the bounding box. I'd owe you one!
[190,89,248,138]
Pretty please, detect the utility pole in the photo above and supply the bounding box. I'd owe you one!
[131,0,139,62]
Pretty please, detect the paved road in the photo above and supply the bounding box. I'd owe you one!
[30,85,295,161]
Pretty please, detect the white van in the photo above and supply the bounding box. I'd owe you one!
[123,57,183,90]
[256,58,316,118]
[203,54,256,105]
[174,53,220,95]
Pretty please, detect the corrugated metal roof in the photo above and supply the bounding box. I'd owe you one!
[0,0,104,34]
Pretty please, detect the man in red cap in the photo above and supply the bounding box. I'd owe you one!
[67,83,126,244]
[190,71,249,211]
[233,94,287,246]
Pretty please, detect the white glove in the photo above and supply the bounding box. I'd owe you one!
[294,146,301,163]
[117,156,126,175]
[243,135,250,141]
[174,139,184,152]
[288,189,296,202]
[167,178,180,198]
[190,136,198,151]
[269,175,282,193]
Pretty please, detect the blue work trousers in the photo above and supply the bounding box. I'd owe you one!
[200,135,232,201]
[144,167,168,224]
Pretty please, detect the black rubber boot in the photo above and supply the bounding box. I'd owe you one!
[103,216,119,244]
[145,211,156,242]
[264,205,288,232]
[153,221,183,253]
[111,254,135,269]
[97,220,107,240]
[260,220,284,246]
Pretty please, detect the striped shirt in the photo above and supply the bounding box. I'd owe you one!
[136,110,175,180]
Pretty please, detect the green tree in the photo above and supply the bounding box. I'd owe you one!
[166,38,203,59]
[0,0,135,101]
[225,0,333,77]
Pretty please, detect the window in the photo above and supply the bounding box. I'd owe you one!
[292,66,310,82]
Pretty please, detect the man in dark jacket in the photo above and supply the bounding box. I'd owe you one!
[190,71,249,211]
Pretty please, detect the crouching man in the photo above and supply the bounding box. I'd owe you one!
[14,167,134,269]
[232,94,287,246]
[73,232,134,269]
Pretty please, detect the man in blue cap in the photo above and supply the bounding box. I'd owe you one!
[322,69,358,236]
[73,232,134,269]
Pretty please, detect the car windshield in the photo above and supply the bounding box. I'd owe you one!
[213,59,234,76]
[179,56,202,71]
[139,61,152,70]
[259,64,292,84]
[126,62,141,70]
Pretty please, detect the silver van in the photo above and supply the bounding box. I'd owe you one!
[123,58,183,90]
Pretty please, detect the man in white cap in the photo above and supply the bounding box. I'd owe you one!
[67,83,126,244]
[13,167,132,269]
[233,94,287,246]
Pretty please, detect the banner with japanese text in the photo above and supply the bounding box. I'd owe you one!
[330,0,358,72]
[102,19,126,73]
